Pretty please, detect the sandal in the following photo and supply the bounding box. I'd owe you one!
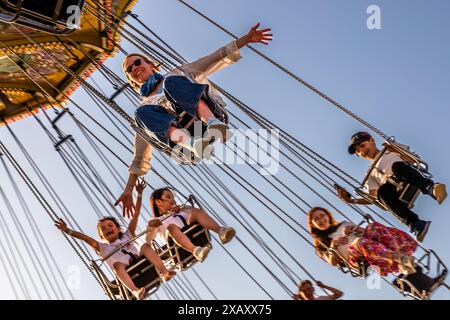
[160,270,176,281]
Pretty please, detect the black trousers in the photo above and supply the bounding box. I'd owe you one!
[377,162,433,228]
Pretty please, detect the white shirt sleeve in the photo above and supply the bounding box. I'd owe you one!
[129,133,154,177]
[181,40,242,82]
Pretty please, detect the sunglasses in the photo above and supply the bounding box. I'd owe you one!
[126,58,142,74]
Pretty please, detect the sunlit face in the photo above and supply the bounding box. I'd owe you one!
[311,209,331,231]
[124,55,155,85]
[299,282,315,298]
[355,138,377,160]
[155,190,177,214]
[99,220,120,243]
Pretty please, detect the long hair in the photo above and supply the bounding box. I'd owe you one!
[122,54,161,93]
[150,187,173,217]
[307,207,341,253]
[97,216,123,241]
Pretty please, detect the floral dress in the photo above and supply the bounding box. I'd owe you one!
[348,222,418,276]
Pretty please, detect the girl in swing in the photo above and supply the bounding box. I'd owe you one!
[115,23,273,219]
[146,187,236,262]
[55,181,175,300]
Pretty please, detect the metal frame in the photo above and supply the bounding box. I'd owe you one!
[90,258,162,300]
[151,195,213,271]
[393,249,448,300]
[355,140,432,210]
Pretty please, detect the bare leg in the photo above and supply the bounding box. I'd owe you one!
[167,224,196,252]
[187,208,221,233]
[140,243,169,275]
[197,100,215,123]
[113,262,144,299]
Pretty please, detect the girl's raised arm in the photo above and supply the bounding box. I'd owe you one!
[55,218,99,252]
[127,179,146,237]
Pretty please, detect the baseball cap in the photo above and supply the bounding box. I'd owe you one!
[348,132,372,155]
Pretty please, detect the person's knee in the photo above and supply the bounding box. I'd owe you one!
[377,184,396,202]
[134,106,146,120]
[113,262,126,273]
[392,161,407,175]
[167,224,181,234]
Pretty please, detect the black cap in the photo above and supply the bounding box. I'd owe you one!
[348,132,372,155]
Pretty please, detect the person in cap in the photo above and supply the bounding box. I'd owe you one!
[335,132,447,242]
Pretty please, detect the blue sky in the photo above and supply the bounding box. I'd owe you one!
[0,0,449,300]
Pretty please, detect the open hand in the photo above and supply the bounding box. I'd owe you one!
[114,191,135,218]
[135,179,146,194]
[148,219,162,228]
[335,185,353,203]
[54,217,69,233]
[245,23,273,45]
[331,236,349,248]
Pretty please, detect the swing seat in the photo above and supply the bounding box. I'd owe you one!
[328,248,371,279]
[0,0,85,34]
[167,223,212,271]
[91,257,161,300]
[393,266,446,300]
[357,141,432,209]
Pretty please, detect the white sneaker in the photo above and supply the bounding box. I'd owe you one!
[193,246,211,262]
[218,227,236,245]
[206,119,232,143]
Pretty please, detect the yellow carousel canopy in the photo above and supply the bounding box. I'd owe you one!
[0,0,137,124]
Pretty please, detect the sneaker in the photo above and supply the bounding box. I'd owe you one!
[206,118,232,143]
[412,220,431,243]
[432,183,447,205]
[218,227,236,245]
[193,246,211,262]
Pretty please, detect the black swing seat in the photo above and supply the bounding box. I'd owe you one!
[393,249,448,300]
[0,0,85,34]
[356,140,432,210]
[160,223,212,271]
[90,257,162,300]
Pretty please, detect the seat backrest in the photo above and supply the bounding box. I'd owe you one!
[126,257,161,291]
